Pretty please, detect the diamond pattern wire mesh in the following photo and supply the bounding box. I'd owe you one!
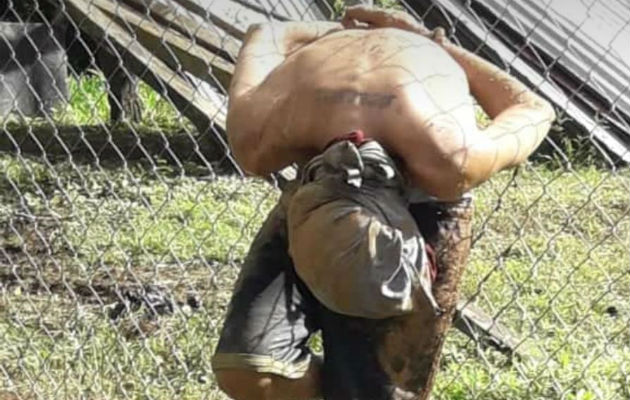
[0,0,628,399]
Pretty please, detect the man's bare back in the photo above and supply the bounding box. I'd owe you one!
[227,8,555,200]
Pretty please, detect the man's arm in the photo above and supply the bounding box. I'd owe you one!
[344,6,556,186]
[437,35,556,173]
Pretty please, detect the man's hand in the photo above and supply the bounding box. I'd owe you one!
[342,5,431,36]
[342,6,453,45]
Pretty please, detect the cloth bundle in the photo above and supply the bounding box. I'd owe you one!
[287,140,440,319]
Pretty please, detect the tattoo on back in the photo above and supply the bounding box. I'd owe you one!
[316,89,396,109]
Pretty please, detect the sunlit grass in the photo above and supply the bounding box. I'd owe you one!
[51,73,189,132]
[0,153,627,399]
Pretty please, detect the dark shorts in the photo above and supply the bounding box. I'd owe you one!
[212,187,473,399]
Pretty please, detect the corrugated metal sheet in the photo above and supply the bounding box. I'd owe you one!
[477,0,630,125]
[407,0,630,164]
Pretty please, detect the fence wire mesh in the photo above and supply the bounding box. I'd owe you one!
[0,0,628,399]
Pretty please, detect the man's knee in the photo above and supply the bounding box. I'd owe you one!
[214,365,321,400]
[215,369,273,400]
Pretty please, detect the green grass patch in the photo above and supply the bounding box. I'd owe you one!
[0,155,277,399]
[44,73,191,132]
[2,72,190,134]
[436,164,629,400]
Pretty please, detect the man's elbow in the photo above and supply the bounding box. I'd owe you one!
[243,22,271,39]
[461,167,493,194]
[544,100,556,121]
[228,127,260,176]
[231,138,265,176]
[528,95,556,127]
[244,22,286,45]
[227,105,264,175]
[456,141,500,192]
[231,134,280,177]
[538,98,556,126]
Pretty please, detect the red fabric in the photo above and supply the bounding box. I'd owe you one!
[425,243,438,283]
[325,130,367,148]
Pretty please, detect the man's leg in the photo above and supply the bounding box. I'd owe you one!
[378,198,474,396]
[212,196,322,400]
[215,361,321,400]
[316,198,473,400]
[318,310,399,400]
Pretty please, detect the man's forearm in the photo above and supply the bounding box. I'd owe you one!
[278,21,343,54]
[440,42,544,118]
[341,5,555,176]
[484,104,553,169]
[246,21,343,57]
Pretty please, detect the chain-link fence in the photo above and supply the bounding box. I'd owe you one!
[0,0,628,399]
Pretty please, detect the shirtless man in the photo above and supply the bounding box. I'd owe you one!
[212,6,555,400]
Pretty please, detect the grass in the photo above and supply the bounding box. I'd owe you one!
[0,155,278,399]
[2,72,193,139]
[1,52,629,399]
[0,152,627,399]
[49,72,192,133]
[436,165,629,399]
